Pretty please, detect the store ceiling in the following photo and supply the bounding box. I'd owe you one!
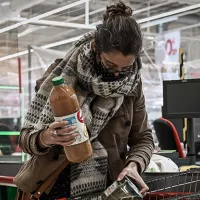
[0,0,200,52]
[0,0,199,87]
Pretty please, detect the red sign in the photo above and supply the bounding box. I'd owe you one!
[164,31,180,63]
[165,39,177,56]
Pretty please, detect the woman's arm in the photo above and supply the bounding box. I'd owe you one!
[19,121,78,156]
[19,127,51,156]
[126,80,154,173]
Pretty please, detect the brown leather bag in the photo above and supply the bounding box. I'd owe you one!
[15,159,69,200]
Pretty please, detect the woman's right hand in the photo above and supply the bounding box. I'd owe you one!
[39,121,78,148]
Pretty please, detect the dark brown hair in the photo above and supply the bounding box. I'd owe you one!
[95,1,142,56]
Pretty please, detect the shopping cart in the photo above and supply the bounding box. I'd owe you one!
[82,169,200,199]
[143,168,200,200]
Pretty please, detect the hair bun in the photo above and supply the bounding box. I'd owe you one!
[103,1,132,21]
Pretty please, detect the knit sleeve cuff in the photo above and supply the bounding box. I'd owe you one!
[29,129,51,155]
[125,155,146,174]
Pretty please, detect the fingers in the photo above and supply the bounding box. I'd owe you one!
[59,136,77,146]
[55,126,77,136]
[132,174,149,196]
[49,121,77,136]
[117,167,149,197]
[117,169,128,181]
[135,176,149,196]
[52,131,78,146]
[140,187,148,196]
[49,121,68,130]
[54,132,78,144]
[48,121,78,146]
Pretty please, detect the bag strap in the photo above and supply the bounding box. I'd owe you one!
[32,159,70,199]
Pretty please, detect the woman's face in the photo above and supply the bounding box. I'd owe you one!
[100,51,136,77]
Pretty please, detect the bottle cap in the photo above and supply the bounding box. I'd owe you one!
[52,77,65,86]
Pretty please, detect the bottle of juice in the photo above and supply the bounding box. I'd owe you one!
[50,77,93,163]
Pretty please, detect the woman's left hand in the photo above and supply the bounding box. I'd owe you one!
[117,162,149,196]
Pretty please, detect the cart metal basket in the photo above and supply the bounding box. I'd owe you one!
[72,169,200,199]
[144,168,200,200]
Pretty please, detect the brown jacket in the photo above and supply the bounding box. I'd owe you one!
[14,59,154,193]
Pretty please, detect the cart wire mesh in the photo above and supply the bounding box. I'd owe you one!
[144,168,200,200]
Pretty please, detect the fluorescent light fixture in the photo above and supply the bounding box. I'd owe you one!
[1,1,10,6]
[0,51,28,61]
[145,36,155,40]
[93,3,200,26]
[41,35,83,49]
[92,1,172,26]
[17,19,96,29]
[12,7,105,24]
[0,0,90,34]
[18,26,46,38]
[0,35,83,61]
[141,16,178,29]
[133,1,172,15]
[138,3,200,24]
[165,22,200,33]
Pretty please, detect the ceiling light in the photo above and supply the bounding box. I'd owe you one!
[1,1,10,6]
[145,36,155,40]
[93,3,200,26]
[0,35,83,62]
[0,51,28,61]
[141,16,178,29]
[0,2,200,62]
[41,35,83,49]
[23,19,95,29]
[138,3,200,24]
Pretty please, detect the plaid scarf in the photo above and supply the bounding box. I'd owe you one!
[23,31,141,199]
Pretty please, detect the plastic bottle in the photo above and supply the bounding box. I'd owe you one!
[50,77,93,163]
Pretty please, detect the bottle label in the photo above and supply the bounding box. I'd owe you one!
[103,181,118,197]
[54,110,89,146]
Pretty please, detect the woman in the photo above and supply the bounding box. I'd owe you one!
[14,1,154,199]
